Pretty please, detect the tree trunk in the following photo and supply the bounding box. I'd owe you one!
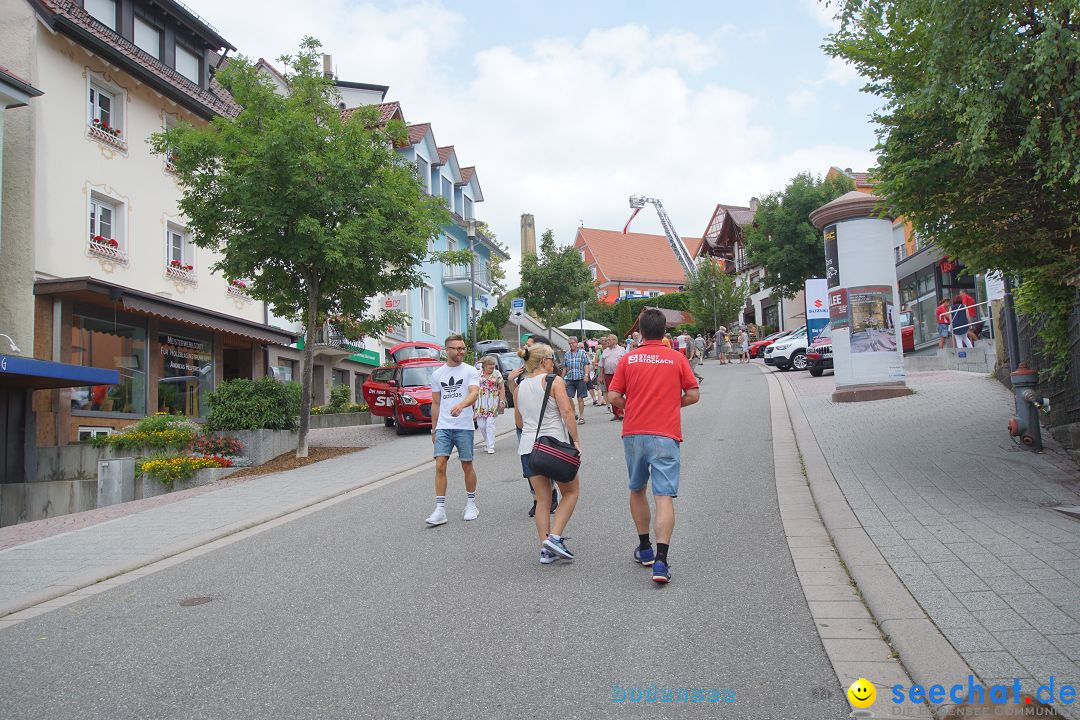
[297,282,319,458]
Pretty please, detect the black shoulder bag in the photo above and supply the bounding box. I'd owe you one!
[529,373,581,484]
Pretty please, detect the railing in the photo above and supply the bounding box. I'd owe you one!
[895,245,908,264]
[443,262,491,289]
[311,323,351,349]
[736,258,753,272]
[87,237,128,265]
[1010,291,1080,430]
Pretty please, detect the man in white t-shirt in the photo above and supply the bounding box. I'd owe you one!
[425,334,481,526]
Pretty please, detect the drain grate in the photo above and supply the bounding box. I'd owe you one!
[179,596,212,607]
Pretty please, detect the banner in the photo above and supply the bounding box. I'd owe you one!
[824,224,840,289]
[804,278,829,344]
[829,288,849,330]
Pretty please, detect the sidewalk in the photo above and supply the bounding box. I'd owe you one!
[777,368,1080,716]
[0,413,517,618]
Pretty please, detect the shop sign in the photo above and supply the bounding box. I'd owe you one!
[381,294,410,343]
[160,334,211,374]
[829,288,850,329]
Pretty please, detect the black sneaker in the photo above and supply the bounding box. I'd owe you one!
[528,500,537,517]
[550,492,559,514]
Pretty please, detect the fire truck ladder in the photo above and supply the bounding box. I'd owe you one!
[624,195,697,278]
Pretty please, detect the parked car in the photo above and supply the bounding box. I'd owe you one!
[495,352,524,408]
[898,311,916,352]
[806,322,834,377]
[748,330,791,359]
[475,339,512,356]
[361,342,443,435]
[763,326,809,371]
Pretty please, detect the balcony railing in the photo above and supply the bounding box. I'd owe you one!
[443,262,491,290]
[87,237,128,265]
[312,323,352,349]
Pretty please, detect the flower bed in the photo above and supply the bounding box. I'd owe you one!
[137,454,233,487]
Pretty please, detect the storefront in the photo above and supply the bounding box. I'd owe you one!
[897,245,989,349]
[268,342,381,407]
[33,278,296,446]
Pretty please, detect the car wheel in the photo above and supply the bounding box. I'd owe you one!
[790,351,808,371]
[809,367,823,377]
[395,414,408,435]
[384,416,395,427]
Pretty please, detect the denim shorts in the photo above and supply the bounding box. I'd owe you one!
[623,434,681,497]
[938,323,950,339]
[516,427,533,478]
[433,428,474,462]
[564,378,589,398]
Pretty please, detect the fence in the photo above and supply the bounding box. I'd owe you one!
[1010,288,1080,431]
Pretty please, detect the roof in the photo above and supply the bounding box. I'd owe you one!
[715,204,755,227]
[407,122,431,145]
[828,166,876,189]
[459,167,475,185]
[335,79,389,97]
[576,228,704,285]
[628,308,694,333]
[0,64,41,96]
[434,145,454,166]
[340,101,403,126]
[32,0,239,119]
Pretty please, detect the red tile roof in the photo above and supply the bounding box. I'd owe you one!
[340,101,402,126]
[35,0,239,118]
[830,166,876,188]
[577,228,704,285]
[407,122,431,145]
[458,167,475,185]
[434,145,454,167]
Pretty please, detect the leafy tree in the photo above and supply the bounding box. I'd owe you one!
[824,0,1080,373]
[616,299,634,339]
[684,258,751,334]
[474,221,508,296]
[518,229,593,338]
[152,38,448,456]
[744,172,855,299]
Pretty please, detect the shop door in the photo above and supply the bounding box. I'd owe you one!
[0,389,27,484]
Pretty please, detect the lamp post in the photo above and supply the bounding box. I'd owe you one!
[468,219,477,348]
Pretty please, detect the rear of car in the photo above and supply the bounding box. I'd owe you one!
[806,323,834,377]
[496,353,524,408]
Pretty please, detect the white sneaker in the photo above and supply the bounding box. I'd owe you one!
[486,448,495,454]
[463,501,479,521]
[425,506,447,526]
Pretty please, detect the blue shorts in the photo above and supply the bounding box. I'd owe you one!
[564,378,588,398]
[938,323,950,339]
[623,434,681,497]
[516,427,533,478]
[433,428,474,462]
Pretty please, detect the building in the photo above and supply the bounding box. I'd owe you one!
[699,200,806,332]
[0,0,296,455]
[574,227,703,303]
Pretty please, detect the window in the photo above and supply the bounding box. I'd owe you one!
[88,82,119,130]
[85,0,116,28]
[579,249,586,262]
[78,426,113,442]
[590,265,597,281]
[70,313,147,415]
[463,197,474,220]
[134,15,161,59]
[90,196,116,242]
[448,297,460,334]
[175,44,200,84]
[416,157,429,193]
[648,291,663,297]
[166,223,194,269]
[621,288,635,298]
[354,373,368,402]
[332,369,350,391]
[274,358,296,382]
[158,330,213,417]
[441,178,453,208]
[421,286,434,335]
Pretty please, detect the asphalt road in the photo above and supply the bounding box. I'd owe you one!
[0,361,849,720]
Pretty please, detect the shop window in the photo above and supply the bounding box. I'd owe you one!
[332,369,350,397]
[354,373,369,402]
[70,314,147,415]
[158,331,213,418]
[274,358,296,382]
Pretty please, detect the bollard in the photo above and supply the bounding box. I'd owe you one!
[1007,363,1043,451]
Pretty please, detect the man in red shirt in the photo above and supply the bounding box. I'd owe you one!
[959,289,979,343]
[606,308,700,584]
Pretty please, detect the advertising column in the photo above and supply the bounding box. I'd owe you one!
[810,192,911,403]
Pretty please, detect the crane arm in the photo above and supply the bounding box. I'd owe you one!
[624,195,697,278]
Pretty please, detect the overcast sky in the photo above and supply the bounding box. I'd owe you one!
[185,0,881,284]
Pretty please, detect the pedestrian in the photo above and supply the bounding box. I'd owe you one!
[509,337,559,518]
[425,334,481,526]
[951,295,973,348]
[715,325,728,364]
[474,355,504,455]
[738,326,750,363]
[959,288,979,344]
[935,298,952,350]
[516,342,582,564]
[606,308,700,583]
[601,334,627,422]
[562,336,590,424]
[590,342,607,407]
[663,333,673,349]
[691,333,706,382]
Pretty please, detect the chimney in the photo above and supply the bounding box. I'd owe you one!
[322,54,334,79]
[844,167,853,174]
[749,197,759,213]
[520,213,536,257]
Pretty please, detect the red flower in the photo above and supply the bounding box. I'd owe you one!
[93,118,100,125]
[92,234,104,243]
[184,264,193,271]
[170,259,181,267]
[108,239,118,248]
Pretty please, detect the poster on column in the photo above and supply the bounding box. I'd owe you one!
[823,224,840,289]
[847,285,897,354]
[829,288,849,329]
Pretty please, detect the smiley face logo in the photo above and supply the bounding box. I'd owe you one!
[847,678,876,708]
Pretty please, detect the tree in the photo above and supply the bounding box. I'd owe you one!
[474,221,508,296]
[518,229,593,338]
[616,301,634,339]
[824,0,1080,372]
[152,38,448,456]
[684,258,750,334]
[744,172,855,299]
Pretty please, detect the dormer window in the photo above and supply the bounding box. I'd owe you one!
[134,15,161,59]
[85,0,117,29]
[175,44,200,85]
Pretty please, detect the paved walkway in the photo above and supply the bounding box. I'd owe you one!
[0,413,518,616]
[778,367,1080,717]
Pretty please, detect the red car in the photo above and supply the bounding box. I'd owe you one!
[748,331,791,359]
[898,311,915,352]
[361,342,443,435]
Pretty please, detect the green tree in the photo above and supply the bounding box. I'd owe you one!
[474,221,508,296]
[824,0,1080,372]
[152,38,448,456]
[744,172,855,299]
[684,258,750,334]
[518,229,593,338]
[616,300,634,338]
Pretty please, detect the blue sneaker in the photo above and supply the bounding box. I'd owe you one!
[651,560,671,584]
[543,535,574,560]
[634,546,655,566]
[540,549,557,565]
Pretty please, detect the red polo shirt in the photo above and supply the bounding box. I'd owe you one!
[959,291,976,318]
[608,340,699,442]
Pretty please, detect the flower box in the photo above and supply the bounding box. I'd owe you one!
[165,263,197,284]
[87,236,128,264]
[88,123,127,151]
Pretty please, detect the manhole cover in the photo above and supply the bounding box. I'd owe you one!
[179,596,212,607]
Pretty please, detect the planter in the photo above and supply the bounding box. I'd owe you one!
[88,123,127,151]
[166,264,197,284]
[88,240,128,265]
[136,466,241,499]
[214,429,299,466]
[307,411,376,429]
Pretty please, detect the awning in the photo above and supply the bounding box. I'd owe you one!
[0,354,119,390]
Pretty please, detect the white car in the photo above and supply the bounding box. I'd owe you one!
[763,326,809,371]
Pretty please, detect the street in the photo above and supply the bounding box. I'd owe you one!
[0,362,849,719]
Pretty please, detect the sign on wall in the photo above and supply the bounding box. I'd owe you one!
[381,293,410,343]
[824,224,840,289]
[829,288,850,330]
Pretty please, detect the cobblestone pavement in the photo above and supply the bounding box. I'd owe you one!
[0,413,517,613]
[779,367,1080,716]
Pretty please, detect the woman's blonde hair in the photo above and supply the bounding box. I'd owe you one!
[518,342,554,373]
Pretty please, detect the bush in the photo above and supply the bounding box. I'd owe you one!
[205,377,301,431]
[90,413,199,450]
[327,384,350,413]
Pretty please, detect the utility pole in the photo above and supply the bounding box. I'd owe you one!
[468,219,477,347]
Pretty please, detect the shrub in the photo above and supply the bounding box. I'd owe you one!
[327,384,350,413]
[90,413,198,450]
[205,377,301,431]
[137,454,233,486]
[190,433,243,457]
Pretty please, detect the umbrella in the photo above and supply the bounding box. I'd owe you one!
[557,319,610,332]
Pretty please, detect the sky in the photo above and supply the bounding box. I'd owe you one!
[184,0,883,285]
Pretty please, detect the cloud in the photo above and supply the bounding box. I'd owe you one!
[802,0,841,31]
[786,89,817,112]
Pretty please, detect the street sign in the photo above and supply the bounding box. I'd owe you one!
[511,297,525,318]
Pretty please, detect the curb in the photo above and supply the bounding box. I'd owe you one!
[0,425,518,622]
[769,367,979,716]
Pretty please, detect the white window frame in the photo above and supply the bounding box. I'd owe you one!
[415,156,430,194]
[88,81,120,130]
[165,222,195,269]
[134,15,161,59]
[621,288,635,298]
[78,426,114,442]
[648,290,663,298]
[85,0,116,29]
[421,286,434,336]
[90,196,117,243]
[175,43,201,85]
[590,265,597,281]
[448,297,460,334]
[463,196,474,221]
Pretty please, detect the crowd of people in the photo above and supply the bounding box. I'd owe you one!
[422,308,701,584]
[936,289,983,350]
